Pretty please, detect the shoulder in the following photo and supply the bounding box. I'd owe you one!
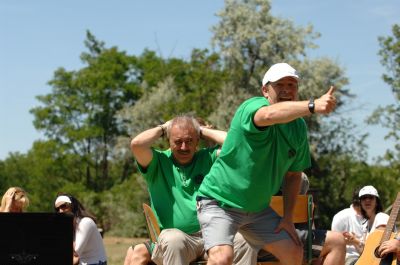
[376,212,389,220]
[195,146,220,162]
[78,217,97,229]
[334,208,352,218]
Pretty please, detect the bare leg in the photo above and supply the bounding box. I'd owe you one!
[262,238,303,265]
[124,244,151,265]
[319,231,345,265]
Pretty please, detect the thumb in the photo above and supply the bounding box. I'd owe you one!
[327,85,336,95]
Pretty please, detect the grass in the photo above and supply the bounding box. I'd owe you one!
[104,236,147,265]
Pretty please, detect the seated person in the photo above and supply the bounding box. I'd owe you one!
[331,187,364,265]
[124,115,257,265]
[54,194,107,265]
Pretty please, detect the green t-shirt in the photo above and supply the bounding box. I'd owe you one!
[137,146,219,234]
[198,97,311,212]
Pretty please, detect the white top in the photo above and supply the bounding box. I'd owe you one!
[331,204,365,260]
[365,212,389,235]
[75,217,107,264]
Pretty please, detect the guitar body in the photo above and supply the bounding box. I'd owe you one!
[355,230,396,265]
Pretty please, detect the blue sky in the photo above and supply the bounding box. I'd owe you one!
[0,1,399,162]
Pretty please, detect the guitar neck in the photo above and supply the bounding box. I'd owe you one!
[380,192,400,244]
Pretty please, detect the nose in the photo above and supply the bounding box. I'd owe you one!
[180,142,188,150]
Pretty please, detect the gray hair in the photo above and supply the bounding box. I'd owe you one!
[166,115,201,139]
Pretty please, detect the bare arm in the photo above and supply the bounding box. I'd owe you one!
[282,172,302,223]
[254,86,336,127]
[130,122,169,168]
[274,172,302,245]
[200,126,227,146]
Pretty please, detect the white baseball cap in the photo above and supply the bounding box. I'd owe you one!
[359,185,379,198]
[262,63,299,86]
[54,195,72,207]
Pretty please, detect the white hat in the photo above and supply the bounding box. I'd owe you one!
[359,185,379,198]
[55,195,72,207]
[262,63,299,86]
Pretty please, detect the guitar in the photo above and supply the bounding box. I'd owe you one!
[355,192,400,265]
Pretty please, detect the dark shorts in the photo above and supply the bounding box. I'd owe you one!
[257,229,327,261]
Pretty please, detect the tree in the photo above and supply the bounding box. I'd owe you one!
[30,31,141,191]
[368,24,400,172]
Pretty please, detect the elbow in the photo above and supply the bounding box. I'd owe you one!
[130,137,142,151]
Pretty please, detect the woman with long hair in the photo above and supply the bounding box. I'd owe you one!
[0,187,29,212]
[54,193,107,265]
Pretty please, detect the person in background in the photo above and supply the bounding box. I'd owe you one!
[54,193,107,265]
[341,185,389,263]
[359,185,388,237]
[0,187,29,212]
[331,187,365,265]
[124,115,257,265]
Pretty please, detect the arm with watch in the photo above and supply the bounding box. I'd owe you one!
[254,86,337,127]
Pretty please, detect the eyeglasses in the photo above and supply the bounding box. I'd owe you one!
[56,203,70,211]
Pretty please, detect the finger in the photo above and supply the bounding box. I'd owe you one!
[327,85,336,95]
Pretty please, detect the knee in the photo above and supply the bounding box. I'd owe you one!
[158,229,187,252]
[129,244,151,264]
[208,245,234,265]
[326,231,346,252]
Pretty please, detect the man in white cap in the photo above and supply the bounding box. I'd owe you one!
[196,62,340,265]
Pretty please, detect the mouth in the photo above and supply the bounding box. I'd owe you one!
[278,97,292,102]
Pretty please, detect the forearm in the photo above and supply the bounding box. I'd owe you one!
[130,126,163,166]
[282,172,302,221]
[254,101,311,126]
[131,126,164,150]
[200,127,227,145]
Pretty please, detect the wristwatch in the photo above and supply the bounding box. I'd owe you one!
[308,97,315,114]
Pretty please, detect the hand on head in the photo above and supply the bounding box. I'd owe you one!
[5,190,15,208]
[314,86,337,114]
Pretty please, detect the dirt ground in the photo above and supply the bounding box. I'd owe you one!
[104,236,147,265]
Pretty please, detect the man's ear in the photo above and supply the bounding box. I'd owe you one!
[261,85,269,97]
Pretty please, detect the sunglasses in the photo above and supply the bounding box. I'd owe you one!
[56,203,70,211]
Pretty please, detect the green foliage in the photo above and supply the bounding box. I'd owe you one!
[368,24,400,174]
[30,31,142,192]
[212,0,319,93]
